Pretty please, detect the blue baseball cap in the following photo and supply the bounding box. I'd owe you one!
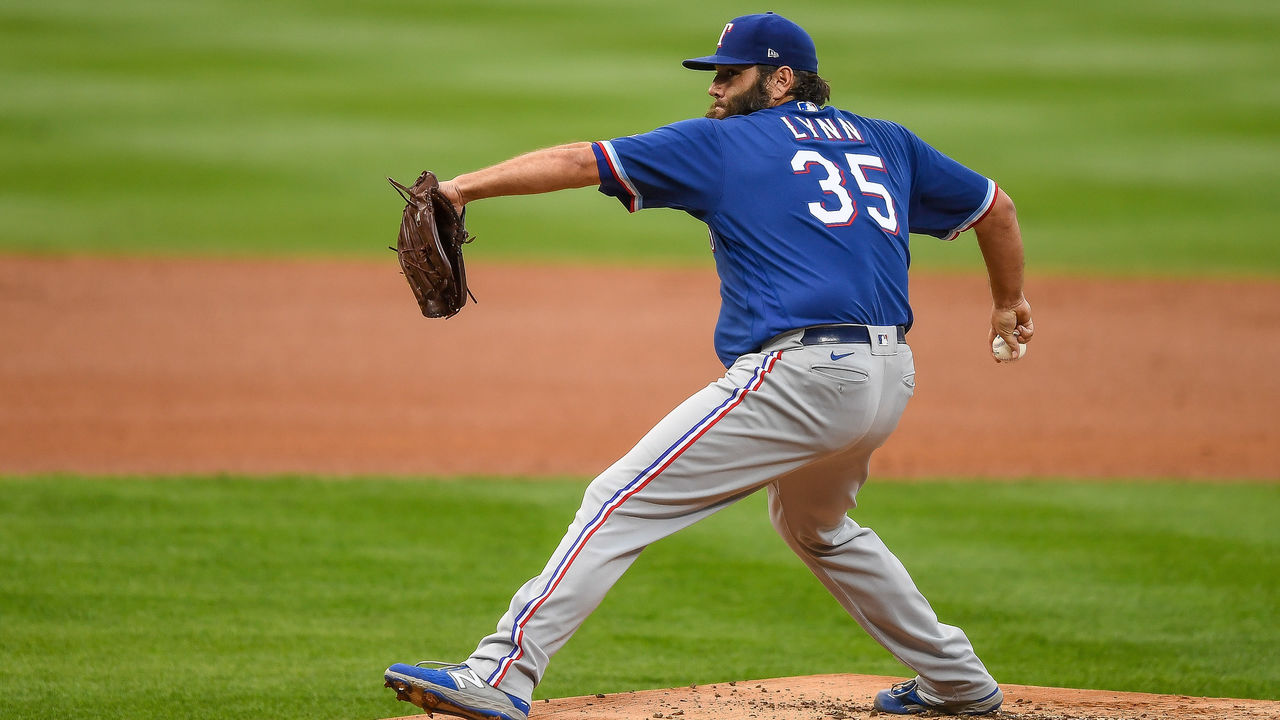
[682,12,818,73]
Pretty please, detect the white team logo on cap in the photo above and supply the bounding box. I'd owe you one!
[767,48,779,58]
[717,23,733,48]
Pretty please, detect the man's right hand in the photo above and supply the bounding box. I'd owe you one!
[989,296,1034,361]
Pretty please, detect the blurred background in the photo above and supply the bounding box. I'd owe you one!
[2,0,1277,273]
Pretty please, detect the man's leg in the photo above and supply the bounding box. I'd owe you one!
[769,473,999,701]
[764,344,999,704]
[467,348,827,702]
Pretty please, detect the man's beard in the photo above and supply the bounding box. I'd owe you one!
[706,72,774,119]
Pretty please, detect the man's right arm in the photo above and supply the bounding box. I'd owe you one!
[437,143,599,213]
[973,187,1034,359]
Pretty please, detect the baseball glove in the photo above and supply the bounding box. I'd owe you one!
[388,170,476,318]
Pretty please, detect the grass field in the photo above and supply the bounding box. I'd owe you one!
[2,0,1278,274]
[1,476,1276,720]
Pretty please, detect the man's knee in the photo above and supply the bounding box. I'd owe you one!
[769,498,856,554]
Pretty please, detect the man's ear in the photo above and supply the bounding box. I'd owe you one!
[772,66,796,101]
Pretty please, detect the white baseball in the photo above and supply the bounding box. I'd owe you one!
[992,335,1028,362]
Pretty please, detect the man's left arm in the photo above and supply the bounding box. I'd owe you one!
[972,187,1034,360]
[436,142,600,213]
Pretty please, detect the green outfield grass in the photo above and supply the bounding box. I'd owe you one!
[1,475,1276,720]
[1,0,1278,275]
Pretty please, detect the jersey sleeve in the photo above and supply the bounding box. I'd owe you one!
[593,118,724,217]
[904,130,997,240]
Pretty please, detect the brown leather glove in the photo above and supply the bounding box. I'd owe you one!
[388,170,475,318]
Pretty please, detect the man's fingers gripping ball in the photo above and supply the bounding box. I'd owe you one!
[991,334,1028,362]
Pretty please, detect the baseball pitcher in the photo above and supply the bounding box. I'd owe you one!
[384,12,1033,718]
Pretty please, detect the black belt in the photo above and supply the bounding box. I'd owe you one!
[799,324,906,346]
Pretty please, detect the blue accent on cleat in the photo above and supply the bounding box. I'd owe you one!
[384,661,531,720]
[873,678,1003,715]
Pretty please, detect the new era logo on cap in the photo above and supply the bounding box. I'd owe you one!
[683,12,818,73]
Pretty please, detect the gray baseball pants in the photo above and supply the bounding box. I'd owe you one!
[467,326,998,704]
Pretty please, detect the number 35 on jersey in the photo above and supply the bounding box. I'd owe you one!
[791,150,899,234]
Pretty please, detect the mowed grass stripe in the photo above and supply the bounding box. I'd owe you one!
[0,1,1277,274]
[1,475,1276,720]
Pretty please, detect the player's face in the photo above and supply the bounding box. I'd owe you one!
[706,65,770,119]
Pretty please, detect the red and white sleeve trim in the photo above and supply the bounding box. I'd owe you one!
[943,179,998,241]
[596,140,643,212]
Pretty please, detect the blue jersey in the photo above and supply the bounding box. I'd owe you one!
[592,100,996,367]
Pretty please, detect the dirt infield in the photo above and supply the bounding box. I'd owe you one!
[1,255,1277,479]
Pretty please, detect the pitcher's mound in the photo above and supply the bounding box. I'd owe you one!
[385,674,1277,720]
